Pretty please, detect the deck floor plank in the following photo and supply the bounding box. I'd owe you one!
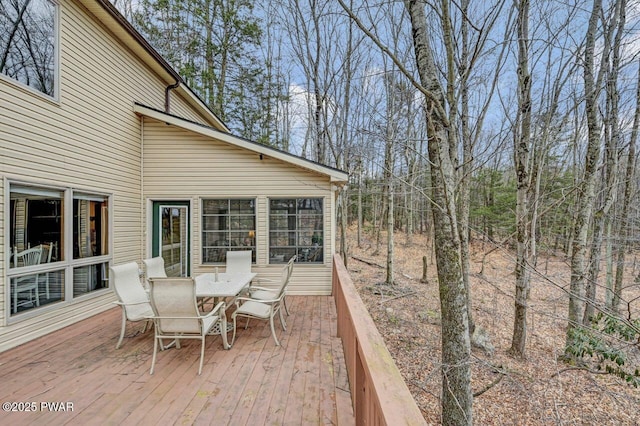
[281,296,315,425]
[241,296,305,425]
[0,296,354,425]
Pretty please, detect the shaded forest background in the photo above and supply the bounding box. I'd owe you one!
[110,0,640,422]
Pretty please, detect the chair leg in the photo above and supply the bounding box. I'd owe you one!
[270,314,280,346]
[150,336,159,374]
[116,310,127,349]
[220,316,230,349]
[278,306,287,331]
[198,336,205,375]
[231,315,238,345]
[283,295,290,316]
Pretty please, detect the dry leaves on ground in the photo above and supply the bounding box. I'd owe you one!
[346,227,640,425]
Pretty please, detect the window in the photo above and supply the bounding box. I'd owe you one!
[73,193,108,259]
[0,0,57,97]
[7,184,110,318]
[269,198,323,264]
[73,193,109,297]
[202,199,256,264]
[9,186,64,315]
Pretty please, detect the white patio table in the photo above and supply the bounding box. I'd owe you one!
[195,272,256,341]
[195,272,256,298]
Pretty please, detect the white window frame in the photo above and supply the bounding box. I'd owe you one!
[5,181,112,324]
[201,198,257,264]
[268,198,324,264]
[0,0,60,101]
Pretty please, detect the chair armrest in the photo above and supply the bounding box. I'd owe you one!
[247,286,274,292]
[234,294,283,305]
[200,301,226,319]
[147,313,221,321]
[113,300,150,307]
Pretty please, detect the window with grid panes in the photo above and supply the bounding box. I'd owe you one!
[201,199,256,263]
[269,198,323,263]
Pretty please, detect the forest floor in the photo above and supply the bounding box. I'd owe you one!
[345,226,640,425]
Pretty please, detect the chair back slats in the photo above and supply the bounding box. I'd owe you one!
[148,277,201,334]
[14,246,43,267]
[225,251,252,274]
[40,242,55,263]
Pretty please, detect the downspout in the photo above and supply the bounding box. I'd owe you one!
[164,81,180,113]
[140,116,145,262]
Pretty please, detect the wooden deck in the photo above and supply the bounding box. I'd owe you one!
[0,296,354,425]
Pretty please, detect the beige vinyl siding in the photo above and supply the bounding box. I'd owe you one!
[0,193,3,313]
[142,118,334,295]
[0,0,214,342]
[64,2,210,125]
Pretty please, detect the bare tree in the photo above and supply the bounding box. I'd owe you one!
[566,0,606,350]
[612,59,640,311]
[584,0,626,323]
[510,0,533,358]
[405,1,473,423]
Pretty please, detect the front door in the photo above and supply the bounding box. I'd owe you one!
[152,201,190,277]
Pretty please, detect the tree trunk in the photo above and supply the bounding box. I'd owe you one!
[584,0,624,324]
[566,0,603,350]
[406,1,472,423]
[457,0,475,337]
[511,0,532,358]
[357,162,363,248]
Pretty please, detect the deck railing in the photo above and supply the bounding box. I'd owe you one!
[332,254,427,425]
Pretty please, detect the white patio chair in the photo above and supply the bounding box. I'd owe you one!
[143,257,167,289]
[12,246,43,313]
[249,255,296,316]
[148,277,228,375]
[225,250,255,302]
[111,262,154,349]
[225,250,252,274]
[231,257,295,346]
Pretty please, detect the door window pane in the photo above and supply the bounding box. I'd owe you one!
[160,206,188,277]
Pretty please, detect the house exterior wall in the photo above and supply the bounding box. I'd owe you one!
[0,0,219,350]
[142,118,336,295]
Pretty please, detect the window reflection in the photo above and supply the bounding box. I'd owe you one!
[8,185,111,317]
[73,195,109,259]
[10,187,63,265]
[0,0,56,96]
[269,198,323,263]
[73,263,108,297]
[202,199,256,263]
